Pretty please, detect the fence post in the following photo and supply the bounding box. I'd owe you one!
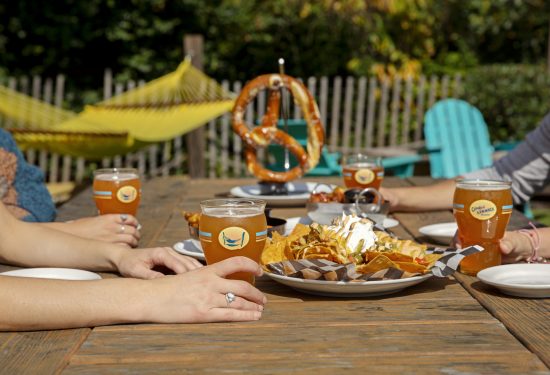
[184,34,206,178]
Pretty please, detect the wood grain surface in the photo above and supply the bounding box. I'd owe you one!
[2,176,549,374]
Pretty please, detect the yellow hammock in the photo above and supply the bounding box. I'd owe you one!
[0,59,235,159]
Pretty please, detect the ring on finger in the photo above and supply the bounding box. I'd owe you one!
[225,292,236,306]
[120,214,128,222]
[118,225,125,234]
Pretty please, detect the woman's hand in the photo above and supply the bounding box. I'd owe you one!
[141,256,266,323]
[60,214,141,247]
[116,247,203,279]
[499,231,533,264]
[452,230,534,264]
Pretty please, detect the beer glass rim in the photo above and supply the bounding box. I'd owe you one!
[93,168,139,177]
[200,198,266,208]
[455,179,512,188]
[343,153,381,165]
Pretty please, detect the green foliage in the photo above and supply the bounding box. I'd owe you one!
[1,0,549,83]
[0,0,549,126]
[463,64,550,142]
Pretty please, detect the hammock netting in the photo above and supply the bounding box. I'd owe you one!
[0,59,235,159]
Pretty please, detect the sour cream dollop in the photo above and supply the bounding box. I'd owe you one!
[324,214,377,255]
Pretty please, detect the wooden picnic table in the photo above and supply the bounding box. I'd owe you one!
[0,176,549,374]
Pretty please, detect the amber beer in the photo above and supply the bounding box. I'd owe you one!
[453,180,513,275]
[342,153,384,189]
[93,168,141,215]
[199,199,267,284]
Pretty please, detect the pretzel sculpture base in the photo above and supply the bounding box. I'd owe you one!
[232,74,324,183]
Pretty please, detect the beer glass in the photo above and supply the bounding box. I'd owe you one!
[93,168,141,216]
[342,153,384,190]
[199,198,267,284]
[453,179,513,275]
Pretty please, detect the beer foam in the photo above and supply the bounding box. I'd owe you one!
[95,173,139,181]
[457,180,511,191]
[348,162,378,168]
[203,207,262,218]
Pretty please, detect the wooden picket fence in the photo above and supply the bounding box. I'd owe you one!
[1,72,462,183]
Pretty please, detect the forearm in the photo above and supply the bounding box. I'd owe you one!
[0,205,125,271]
[39,221,72,232]
[0,277,149,331]
[383,179,455,212]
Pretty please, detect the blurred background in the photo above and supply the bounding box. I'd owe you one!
[1,0,550,222]
[1,0,549,140]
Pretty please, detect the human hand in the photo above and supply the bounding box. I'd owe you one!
[378,187,399,212]
[116,247,203,279]
[64,214,141,247]
[142,256,266,323]
[499,231,533,264]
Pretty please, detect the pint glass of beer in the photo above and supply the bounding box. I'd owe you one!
[342,153,384,190]
[93,168,141,215]
[199,198,267,284]
[453,179,513,275]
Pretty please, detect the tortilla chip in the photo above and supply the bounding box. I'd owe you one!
[261,240,286,266]
[366,251,414,263]
[356,254,396,273]
[394,261,428,274]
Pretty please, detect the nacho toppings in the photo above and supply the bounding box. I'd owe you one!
[262,214,438,275]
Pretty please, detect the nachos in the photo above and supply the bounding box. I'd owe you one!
[262,214,440,274]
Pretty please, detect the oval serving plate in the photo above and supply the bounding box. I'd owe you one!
[265,272,432,297]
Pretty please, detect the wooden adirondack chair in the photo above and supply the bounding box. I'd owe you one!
[424,99,533,218]
[424,99,494,179]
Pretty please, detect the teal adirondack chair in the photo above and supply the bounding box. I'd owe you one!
[424,99,494,178]
[424,99,533,218]
[267,120,421,177]
[266,120,341,176]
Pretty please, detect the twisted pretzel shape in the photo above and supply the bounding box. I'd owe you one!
[232,74,324,183]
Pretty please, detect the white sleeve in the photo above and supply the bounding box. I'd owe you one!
[463,112,550,205]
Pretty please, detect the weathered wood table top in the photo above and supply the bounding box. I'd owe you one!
[1,176,548,374]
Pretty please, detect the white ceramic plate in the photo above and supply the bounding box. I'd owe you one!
[173,240,206,261]
[230,182,335,206]
[418,222,457,244]
[0,268,101,281]
[265,272,432,297]
[477,264,550,298]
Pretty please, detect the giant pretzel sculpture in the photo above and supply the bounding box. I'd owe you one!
[232,74,325,183]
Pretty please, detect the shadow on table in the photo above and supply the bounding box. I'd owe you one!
[258,274,458,302]
[469,280,512,299]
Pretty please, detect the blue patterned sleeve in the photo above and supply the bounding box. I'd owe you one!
[0,129,56,222]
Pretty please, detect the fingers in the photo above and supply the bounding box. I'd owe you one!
[219,295,264,312]
[207,308,262,322]
[116,233,139,248]
[499,239,514,255]
[135,269,165,280]
[121,224,141,240]
[217,278,267,306]
[116,214,140,227]
[211,256,263,278]
[155,249,203,273]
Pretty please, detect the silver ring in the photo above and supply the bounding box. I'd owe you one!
[225,292,236,306]
[120,214,128,222]
[119,225,125,234]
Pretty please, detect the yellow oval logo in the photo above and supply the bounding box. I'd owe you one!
[218,226,250,250]
[470,199,497,220]
[116,186,138,203]
[355,169,375,184]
